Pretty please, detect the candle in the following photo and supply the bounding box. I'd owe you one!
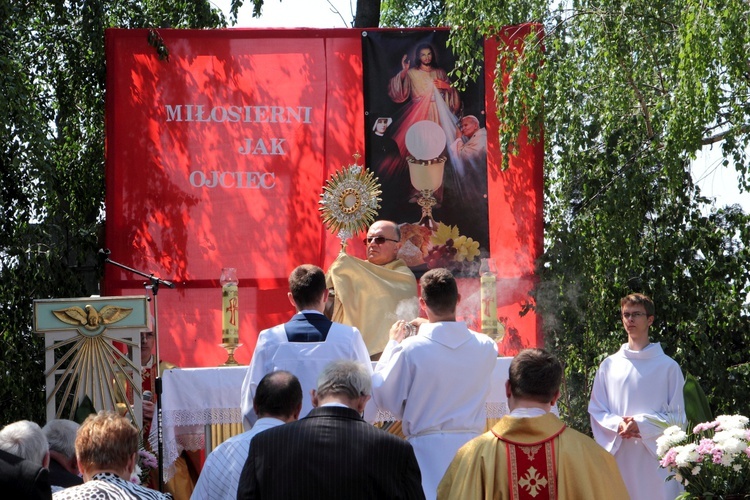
[480,258,497,339]
[220,268,239,343]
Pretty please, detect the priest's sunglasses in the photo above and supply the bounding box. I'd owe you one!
[622,312,648,319]
[364,236,399,245]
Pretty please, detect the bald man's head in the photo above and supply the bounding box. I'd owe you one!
[365,221,401,266]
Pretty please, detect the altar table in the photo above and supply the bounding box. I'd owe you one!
[153,357,515,482]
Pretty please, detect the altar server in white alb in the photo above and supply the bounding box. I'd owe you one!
[372,268,498,500]
[589,293,685,500]
[241,264,373,429]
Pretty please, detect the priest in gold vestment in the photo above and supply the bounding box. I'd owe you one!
[326,221,418,358]
[438,349,629,500]
[140,327,200,500]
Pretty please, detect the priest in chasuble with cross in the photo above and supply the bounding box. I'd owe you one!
[438,349,629,500]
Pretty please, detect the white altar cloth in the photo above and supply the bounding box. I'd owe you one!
[149,366,246,482]
[152,358,516,482]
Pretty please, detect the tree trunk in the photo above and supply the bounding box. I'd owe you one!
[353,0,381,27]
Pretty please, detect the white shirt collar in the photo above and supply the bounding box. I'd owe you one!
[297,309,323,316]
[319,402,350,409]
[509,407,548,418]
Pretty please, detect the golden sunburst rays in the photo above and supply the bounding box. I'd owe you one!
[45,331,143,428]
[319,155,382,248]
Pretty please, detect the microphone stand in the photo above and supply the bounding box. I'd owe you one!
[102,251,174,491]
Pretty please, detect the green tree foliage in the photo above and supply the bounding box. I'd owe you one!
[426,0,750,431]
[0,0,226,425]
[380,0,445,27]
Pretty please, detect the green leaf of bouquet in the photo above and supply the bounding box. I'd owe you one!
[683,373,712,428]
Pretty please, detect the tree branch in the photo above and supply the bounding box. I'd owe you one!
[621,60,655,139]
[327,0,349,27]
[702,124,750,146]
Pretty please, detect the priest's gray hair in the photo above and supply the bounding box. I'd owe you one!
[317,360,372,399]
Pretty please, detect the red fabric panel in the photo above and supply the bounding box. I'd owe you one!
[485,23,545,274]
[105,29,364,366]
[104,27,542,367]
[484,24,545,354]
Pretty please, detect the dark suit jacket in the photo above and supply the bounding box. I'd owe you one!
[48,458,83,488]
[283,312,332,342]
[0,449,52,500]
[237,406,424,500]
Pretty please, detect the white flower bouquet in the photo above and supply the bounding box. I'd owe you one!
[656,415,750,499]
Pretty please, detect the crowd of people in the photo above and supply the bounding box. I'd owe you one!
[1,220,685,499]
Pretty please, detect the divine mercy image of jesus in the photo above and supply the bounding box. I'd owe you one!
[387,42,462,159]
[363,31,488,277]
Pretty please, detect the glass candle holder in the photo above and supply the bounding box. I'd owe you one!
[220,267,240,365]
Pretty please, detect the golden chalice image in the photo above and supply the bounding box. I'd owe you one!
[405,121,447,229]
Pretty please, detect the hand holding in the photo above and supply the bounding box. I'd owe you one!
[142,400,155,422]
[389,320,417,343]
[410,317,428,329]
[389,321,406,343]
[618,416,641,439]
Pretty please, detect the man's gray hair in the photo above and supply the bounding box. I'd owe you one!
[43,419,80,458]
[316,360,372,399]
[0,420,49,465]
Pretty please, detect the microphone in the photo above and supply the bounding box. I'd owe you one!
[98,248,175,288]
[143,390,153,402]
[98,248,111,263]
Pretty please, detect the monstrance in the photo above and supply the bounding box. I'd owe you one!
[319,154,382,251]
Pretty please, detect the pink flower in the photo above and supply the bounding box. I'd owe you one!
[660,448,678,468]
[138,449,158,469]
[696,438,716,455]
[693,421,720,434]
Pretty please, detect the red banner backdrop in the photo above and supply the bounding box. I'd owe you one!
[104,26,543,367]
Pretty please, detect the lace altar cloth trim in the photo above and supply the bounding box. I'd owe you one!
[156,435,205,483]
[151,407,242,482]
[164,407,242,427]
[486,402,510,419]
